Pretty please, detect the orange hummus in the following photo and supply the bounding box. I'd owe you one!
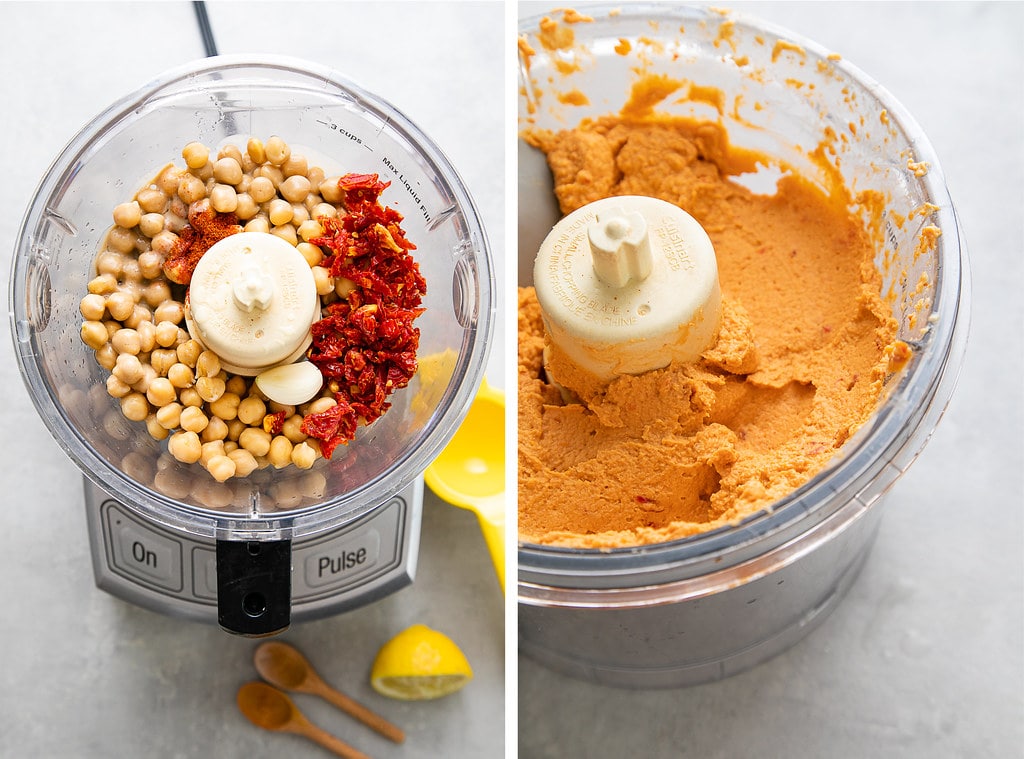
[519,115,902,548]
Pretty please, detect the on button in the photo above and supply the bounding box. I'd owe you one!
[105,503,183,593]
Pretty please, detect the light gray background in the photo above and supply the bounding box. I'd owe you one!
[0,2,504,758]
[517,2,1023,758]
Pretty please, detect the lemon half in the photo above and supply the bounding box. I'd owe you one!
[370,624,473,700]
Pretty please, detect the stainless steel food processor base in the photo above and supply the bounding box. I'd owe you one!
[83,476,422,625]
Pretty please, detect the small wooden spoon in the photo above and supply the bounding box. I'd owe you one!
[254,641,405,744]
[237,681,370,759]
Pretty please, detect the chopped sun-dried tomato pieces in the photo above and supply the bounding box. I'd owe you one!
[163,199,241,284]
[301,173,425,457]
[262,411,286,436]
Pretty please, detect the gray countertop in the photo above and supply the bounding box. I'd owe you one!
[0,3,504,758]
[517,2,1023,758]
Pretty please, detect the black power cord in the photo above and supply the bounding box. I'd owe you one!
[193,0,219,57]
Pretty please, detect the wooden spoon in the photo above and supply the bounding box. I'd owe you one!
[237,681,370,759]
[254,641,405,744]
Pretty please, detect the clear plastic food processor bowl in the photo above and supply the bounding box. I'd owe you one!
[517,6,969,687]
[11,57,494,542]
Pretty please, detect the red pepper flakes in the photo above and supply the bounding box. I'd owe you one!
[301,173,425,457]
[262,411,286,436]
[163,199,241,284]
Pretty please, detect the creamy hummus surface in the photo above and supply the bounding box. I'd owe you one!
[519,113,906,548]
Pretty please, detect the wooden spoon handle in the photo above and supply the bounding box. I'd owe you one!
[295,721,372,759]
[318,684,406,744]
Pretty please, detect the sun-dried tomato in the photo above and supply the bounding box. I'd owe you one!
[163,199,241,284]
[262,411,286,436]
[301,173,425,457]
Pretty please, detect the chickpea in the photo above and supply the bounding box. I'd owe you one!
[238,427,272,457]
[201,416,229,442]
[200,440,226,467]
[177,339,202,367]
[237,396,266,425]
[213,156,243,185]
[177,174,207,203]
[282,414,307,443]
[312,266,334,296]
[268,401,295,417]
[104,320,121,339]
[156,402,183,430]
[120,392,150,422]
[223,440,238,454]
[271,224,298,246]
[80,317,109,348]
[255,164,284,187]
[234,193,258,220]
[124,305,153,331]
[130,364,157,394]
[308,396,337,415]
[107,226,137,255]
[156,165,183,195]
[154,300,184,325]
[265,135,290,166]
[168,430,202,464]
[95,344,117,371]
[194,160,214,181]
[151,230,179,255]
[279,175,311,203]
[150,348,177,376]
[218,143,244,164]
[146,414,170,441]
[225,375,248,396]
[209,392,240,421]
[227,419,246,441]
[248,175,276,204]
[95,251,125,278]
[105,291,135,321]
[196,351,220,378]
[182,142,210,170]
[267,198,293,226]
[103,409,132,441]
[79,293,106,322]
[267,435,293,469]
[313,202,337,219]
[137,188,167,214]
[301,469,327,499]
[88,273,118,295]
[167,362,194,389]
[121,257,142,283]
[244,216,270,234]
[206,455,236,483]
[179,405,209,433]
[113,353,144,385]
[246,137,266,165]
[196,376,226,403]
[139,212,165,238]
[210,183,238,213]
[307,166,325,188]
[137,250,163,280]
[110,328,140,355]
[136,321,157,353]
[291,441,317,469]
[153,321,178,349]
[180,387,203,408]
[228,448,259,477]
[297,242,323,268]
[106,374,131,398]
[146,377,177,407]
[335,276,357,298]
[319,177,343,204]
[281,154,308,178]
[297,219,323,242]
[113,201,142,229]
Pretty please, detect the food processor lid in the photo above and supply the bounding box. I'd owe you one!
[11,54,495,543]
[516,6,969,593]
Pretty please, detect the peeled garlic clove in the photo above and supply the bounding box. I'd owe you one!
[255,361,324,406]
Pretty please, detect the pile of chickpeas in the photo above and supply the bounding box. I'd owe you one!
[79,135,365,484]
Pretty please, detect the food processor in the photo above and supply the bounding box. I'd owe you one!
[518,5,969,687]
[10,57,494,636]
